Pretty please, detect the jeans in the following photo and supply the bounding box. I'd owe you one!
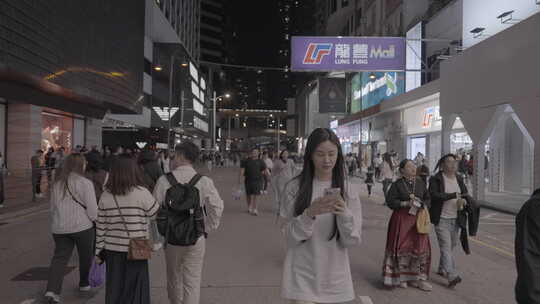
[46,227,95,294]
[165,237,206,304]
[435,218,459,281]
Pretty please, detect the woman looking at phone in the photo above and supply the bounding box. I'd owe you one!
[382,159,432,291]
[279,128,362,304]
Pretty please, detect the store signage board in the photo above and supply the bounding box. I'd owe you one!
[318,77,346,113]
[291,36,406,72]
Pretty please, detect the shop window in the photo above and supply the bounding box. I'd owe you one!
[42,112,73,153]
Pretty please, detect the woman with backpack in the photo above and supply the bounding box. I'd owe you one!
[95,154,159,304]
[45,154,98,304]
[279,128,362,304]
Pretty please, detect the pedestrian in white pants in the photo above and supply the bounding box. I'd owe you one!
[153,142,224,304]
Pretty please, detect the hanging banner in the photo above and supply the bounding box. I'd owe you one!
[291,36,406,72]
[318,77,346,113]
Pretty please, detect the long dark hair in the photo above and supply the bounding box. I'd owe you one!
[106,153,148,196]
[85,151,103,173]
[293,128,345,241]
[54,153,86,198]
[383,153,394,171]
[434,153,457,173]
[279,149,288,163]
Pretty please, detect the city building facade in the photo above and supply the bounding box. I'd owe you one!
[0,0,145,174]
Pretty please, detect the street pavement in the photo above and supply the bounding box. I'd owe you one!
[0,166,518,304]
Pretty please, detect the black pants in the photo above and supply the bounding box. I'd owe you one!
[32,171,41,195]
[367,184,372,195]
[46,227,95,294]
[104,250,150,304]
[382,179,393,201]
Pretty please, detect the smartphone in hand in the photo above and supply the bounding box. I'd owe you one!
[324,188,341,196]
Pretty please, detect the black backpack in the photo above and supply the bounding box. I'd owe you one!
[156,173,207,246]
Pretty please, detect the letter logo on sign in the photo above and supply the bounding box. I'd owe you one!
[370,45,395,59]
[303,43,333,64]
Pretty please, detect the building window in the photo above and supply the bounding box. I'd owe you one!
[329,0,337,14]
[342,0,349,7]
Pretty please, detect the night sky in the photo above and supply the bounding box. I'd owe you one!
[228,1,281,67]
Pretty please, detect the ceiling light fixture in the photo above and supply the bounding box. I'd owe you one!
[497,10,520,24]
[470,27,486,38]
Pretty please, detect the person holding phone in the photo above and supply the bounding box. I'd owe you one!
[279,128,362,304]
[382,159,432,291]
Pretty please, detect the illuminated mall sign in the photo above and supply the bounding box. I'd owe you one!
[291,36,405,72]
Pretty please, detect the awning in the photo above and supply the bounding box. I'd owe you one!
[0,66,108,119]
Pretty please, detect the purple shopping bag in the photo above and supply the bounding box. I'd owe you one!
[89,259,105,288]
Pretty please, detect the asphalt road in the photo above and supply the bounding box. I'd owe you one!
[0,167,518,304]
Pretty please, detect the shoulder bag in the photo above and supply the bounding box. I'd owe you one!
[402,178,431,234]
[112,195,152,260]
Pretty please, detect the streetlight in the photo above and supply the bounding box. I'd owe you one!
[211,92,231,151]
[161,50,189,149]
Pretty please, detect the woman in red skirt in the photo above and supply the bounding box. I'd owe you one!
[382,159,432,291]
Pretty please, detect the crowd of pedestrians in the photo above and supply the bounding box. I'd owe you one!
[35,129,540,304]
[42,143,224,304]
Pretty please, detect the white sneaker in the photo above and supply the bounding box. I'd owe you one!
[252,209,259,216]
[0,204,4,208]
[79,285,91,292]
[153,243,163,251]
[36,193,44,198]
[44,291,60,303]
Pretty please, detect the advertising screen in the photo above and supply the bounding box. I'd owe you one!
[350,72,405,113]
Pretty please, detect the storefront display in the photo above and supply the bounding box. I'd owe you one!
[42,112,73,152]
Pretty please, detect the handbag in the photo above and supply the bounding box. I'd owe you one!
[112,195,152,260]
[416,207,431,234]
[402,178,431,234]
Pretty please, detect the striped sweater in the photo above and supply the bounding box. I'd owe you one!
[96,186,159,255]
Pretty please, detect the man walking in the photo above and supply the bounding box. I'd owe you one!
[31,149,44,199]
[515,188,540,304]
[153,142,224,304]
[239,148,267,216]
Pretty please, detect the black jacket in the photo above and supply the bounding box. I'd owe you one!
[429,172,480,254]
[515,192,540,304]
[386,177,430,210]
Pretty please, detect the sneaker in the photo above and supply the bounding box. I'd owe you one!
[152,243,163,251]
[399,282,408,288]
[44,291,60,303]
[0,204,4,208]
[36,193,44,198]
[410,280,432,292]
[252,209,259,216]
[79,285,91,292]
[448,276,462,288]
[436,270,447,278]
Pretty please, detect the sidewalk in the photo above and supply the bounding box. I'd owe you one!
[0,173,50,222]
[480,191,529,215]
